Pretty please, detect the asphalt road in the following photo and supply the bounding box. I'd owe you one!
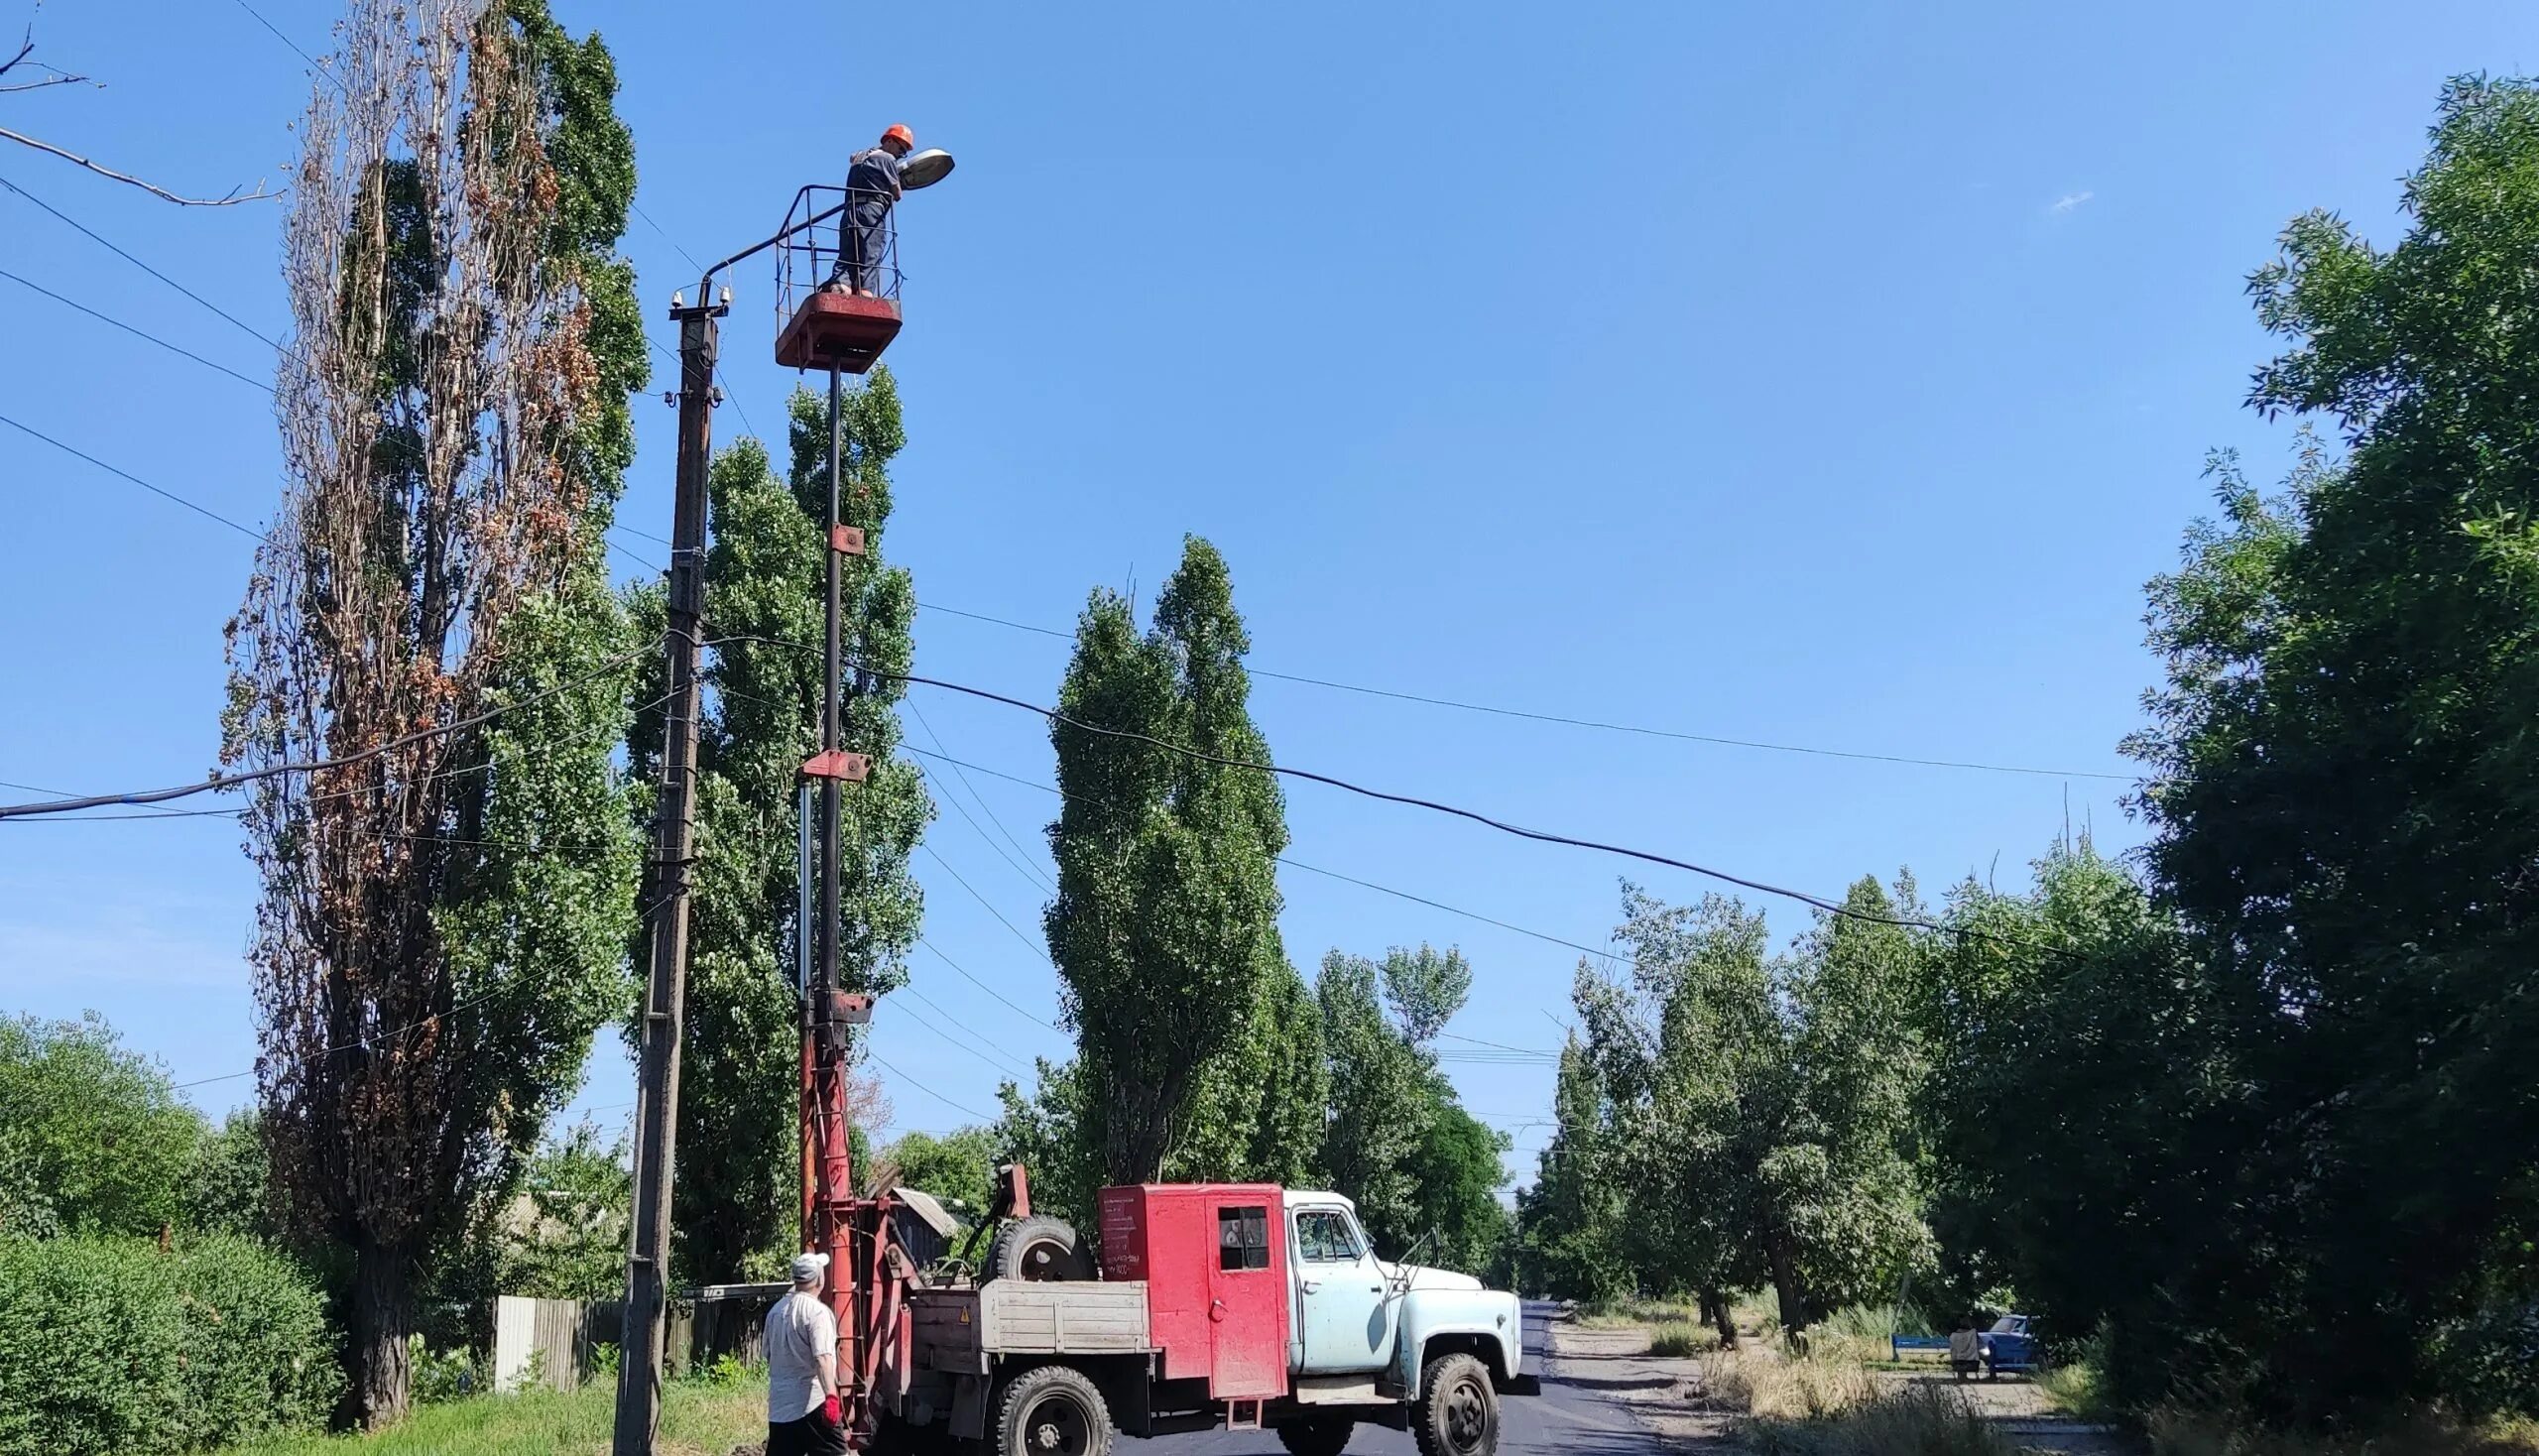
[1132,1302,1671,1456]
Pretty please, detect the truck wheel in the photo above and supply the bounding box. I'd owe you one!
[993,1364,1113,1456]
[988,1215,1092,1281]
[1411,1353,1499,1456]
[1275,1416,1356,1455]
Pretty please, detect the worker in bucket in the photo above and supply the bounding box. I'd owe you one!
[827,123,914,298]
[765,1252,846,1455]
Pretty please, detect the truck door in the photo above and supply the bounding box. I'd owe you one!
[1206,1198,1285,1397]
[1290,1205,1393,1374]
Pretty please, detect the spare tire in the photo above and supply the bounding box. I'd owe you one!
[987,1214,1092,1281]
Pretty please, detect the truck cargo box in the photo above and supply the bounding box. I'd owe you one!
[908,1280,1151,1374]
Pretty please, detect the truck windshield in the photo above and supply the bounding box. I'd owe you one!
[1293,1209,1363,1263]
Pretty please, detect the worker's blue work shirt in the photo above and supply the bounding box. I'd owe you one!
[846,148,901,201]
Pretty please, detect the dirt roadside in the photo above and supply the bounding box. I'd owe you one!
[1543,1312,2130,1454]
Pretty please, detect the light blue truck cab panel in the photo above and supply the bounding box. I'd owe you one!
[1278,1191,1526,1395]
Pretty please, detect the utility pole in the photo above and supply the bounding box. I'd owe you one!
[613,289,725,1456]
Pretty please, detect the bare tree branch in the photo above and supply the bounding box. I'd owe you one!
[0,125,278,204]
[0,69,97,93]
[0,30,33,82]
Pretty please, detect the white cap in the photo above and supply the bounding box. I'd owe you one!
[789,1252,830,1284]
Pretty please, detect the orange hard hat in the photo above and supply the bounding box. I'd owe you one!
[881,124,914,150]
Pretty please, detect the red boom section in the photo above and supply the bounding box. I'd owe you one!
[1099,1184,1290,1399]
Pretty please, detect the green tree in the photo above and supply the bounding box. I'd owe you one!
[1775,877,1933,1318]
[1514,1030,1632,1305]
[0,1013,204,1238]
[991,1058,1100,1229]
[635,376,932,1283]
[184,1110,279,1245]
[2117,75,2539,1421]
[877,1127,999,1215]
[1043,538,1288,1186]
[1917,842,2242,1412]
[222,4,645,1419]
[1564,882,1931,1333]
[1402,1080,1511,1275]
[1316,951,1434,1251]
[494,1119,631,1302]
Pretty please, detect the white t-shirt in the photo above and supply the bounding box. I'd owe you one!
[765,1289,840,1421]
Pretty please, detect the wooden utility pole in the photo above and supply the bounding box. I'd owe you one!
[613,291,725,1456]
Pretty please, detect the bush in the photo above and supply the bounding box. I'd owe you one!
[0,1234,338,1456]
[1744,1382,2017,1456]
[1647,1319,1721,1357]
[1699,1348,1873,1419]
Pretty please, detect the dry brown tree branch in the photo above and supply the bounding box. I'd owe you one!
[0,125,277,204]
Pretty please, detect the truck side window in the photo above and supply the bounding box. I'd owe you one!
[1218,1204,1270,1271]
[1294,1209,1361,1263]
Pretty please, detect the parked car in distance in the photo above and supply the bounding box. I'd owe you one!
[1981,1314,2040,1376]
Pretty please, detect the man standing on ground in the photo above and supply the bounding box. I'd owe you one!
[829,124,914,297]
[765,1252,846,1455]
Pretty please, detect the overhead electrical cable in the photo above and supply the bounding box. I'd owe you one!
[0,647,656,819]
[0,266,273,392]
[897,744,1625,968]
[0,173,288,353]
[916,935,1062,1033]
[700,633,2071,955]
[905,598,2129,782]
[0,410,270,542]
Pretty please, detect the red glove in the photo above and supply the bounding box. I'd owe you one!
[824,1393,842,1425]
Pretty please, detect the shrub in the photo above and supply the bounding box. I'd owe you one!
[1699,1348,1873,1419]
[0,1233,337,1456]
[1744,1382,2018,1456]
[1647,1319,1721,1358]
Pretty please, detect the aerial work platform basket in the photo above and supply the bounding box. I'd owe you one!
[774,182,903,373]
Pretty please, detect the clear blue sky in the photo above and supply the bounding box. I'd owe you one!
[4,1,2532,1179]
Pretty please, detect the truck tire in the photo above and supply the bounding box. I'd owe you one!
[993,1364,1114,1456]
[1275,1416,1356,1455]
[1411,1352,1499,1456]
[987,1214,1092,1281]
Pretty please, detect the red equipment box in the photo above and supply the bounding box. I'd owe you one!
[1098,1184,1289,1399]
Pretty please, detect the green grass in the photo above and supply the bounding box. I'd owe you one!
[214,1378,769,1456]
[2038,1357,2116,1423]
[1741,1380,2017,1455]
[1646,1317,1722,1357]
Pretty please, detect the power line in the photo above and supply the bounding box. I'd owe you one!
[900,743,1626,968]
[907,695,1055,893]
[704,634,2059,951]
[0,409,269,541]
[917,841,1057,970]
[894,986,1034,1079]
[907,598,2129,783]
[917,935,1062,1033]
[0,266,273,392]
[909,757,1053,899]
[227,0,337,90]
[0,172,288,354]
[864,1048,994,1123]
[0,644,654,819]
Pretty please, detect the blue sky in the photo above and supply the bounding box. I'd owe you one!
[4,1,2533,1179]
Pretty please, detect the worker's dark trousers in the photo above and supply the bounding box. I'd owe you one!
[833,197,893,293]
[768,1408,848,1456]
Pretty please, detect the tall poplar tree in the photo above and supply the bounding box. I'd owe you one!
[629,377,932,1282]
[224,0,644,1422]
[1044,538,1291,1186]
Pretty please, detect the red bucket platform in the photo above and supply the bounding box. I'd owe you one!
[775,292,902,373]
